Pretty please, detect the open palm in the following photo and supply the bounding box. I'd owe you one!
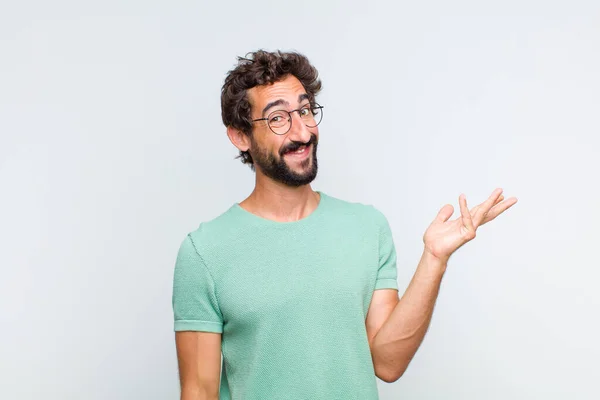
[423,188,518,262]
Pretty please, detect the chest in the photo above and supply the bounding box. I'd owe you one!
[214,228,380,330]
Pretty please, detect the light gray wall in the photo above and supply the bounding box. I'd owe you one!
[1,1,598,399]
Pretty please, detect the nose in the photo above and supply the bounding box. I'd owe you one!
[286,110,314,143]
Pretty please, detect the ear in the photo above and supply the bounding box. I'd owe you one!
[227,126,251,153]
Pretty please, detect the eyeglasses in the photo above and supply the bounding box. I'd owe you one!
[251,103,324,135]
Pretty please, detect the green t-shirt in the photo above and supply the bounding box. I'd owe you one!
[172,191,398,399]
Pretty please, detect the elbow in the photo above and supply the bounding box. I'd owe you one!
[180,386,219,400]
[377,372,402,384]
[374,364,405,383]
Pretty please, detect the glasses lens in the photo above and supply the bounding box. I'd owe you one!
[304,104,323,128]
[267,110,291,135]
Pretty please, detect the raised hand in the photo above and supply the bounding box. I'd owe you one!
[422,188,518,262]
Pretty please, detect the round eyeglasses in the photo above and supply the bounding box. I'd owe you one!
[251,103,324,135]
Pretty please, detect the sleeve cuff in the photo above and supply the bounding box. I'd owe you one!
[375,278,398,290]
[174,320,223,333]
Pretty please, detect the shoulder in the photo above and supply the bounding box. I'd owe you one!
[321,191,387,219]
[320,191,390,228]
[178,204,240,257]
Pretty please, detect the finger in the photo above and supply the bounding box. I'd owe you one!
[490,188,504,207]
[481,196,518,224]
[435,204,454,223]
[459,194,475,234]
[469,194,504,216]
[474,188,504,226]
[483,188,504,214]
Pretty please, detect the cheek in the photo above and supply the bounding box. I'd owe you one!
[251,132,284,154]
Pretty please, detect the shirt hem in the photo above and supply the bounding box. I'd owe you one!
[174,320,223,333]
[375,278,398,290]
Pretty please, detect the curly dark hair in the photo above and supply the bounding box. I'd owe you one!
[220,49,322,166]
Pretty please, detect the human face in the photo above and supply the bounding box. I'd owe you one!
[247,75,319,187]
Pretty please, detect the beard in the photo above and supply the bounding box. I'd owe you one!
[250,133,318,187]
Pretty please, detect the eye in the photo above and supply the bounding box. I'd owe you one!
[299,107,311,117]
[268,111,289,127]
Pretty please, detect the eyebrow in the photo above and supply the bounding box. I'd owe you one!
[262,99,288,116]
[261,93,311,116]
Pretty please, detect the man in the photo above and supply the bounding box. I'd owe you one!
[172,50,517,400]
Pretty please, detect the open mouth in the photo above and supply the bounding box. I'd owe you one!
[284,144,311,157]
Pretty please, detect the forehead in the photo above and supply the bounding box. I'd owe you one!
[248,75,307,113]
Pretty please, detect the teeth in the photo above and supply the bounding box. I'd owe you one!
[285,145,308,155]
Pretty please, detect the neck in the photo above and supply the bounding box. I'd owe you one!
[239,173,320,222]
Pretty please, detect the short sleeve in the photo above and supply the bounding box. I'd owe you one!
[373,209,399,290]
[172,234,224,333]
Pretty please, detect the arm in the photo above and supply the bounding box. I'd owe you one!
[367,189,516,382]
[175,331,222,400]
[172,234,226,399]
[367,250,446,383]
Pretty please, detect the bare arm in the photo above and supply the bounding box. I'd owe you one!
[367,189,516,382]
[366,250,446,382]
[175,331,222,400]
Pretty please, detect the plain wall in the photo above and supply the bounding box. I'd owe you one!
[1,1,599,399]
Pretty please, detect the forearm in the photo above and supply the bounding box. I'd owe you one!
[371,249,447,382]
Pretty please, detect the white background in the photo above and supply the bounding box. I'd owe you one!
[1,1,599,399]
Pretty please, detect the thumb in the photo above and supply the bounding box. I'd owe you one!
[435,204,454,223]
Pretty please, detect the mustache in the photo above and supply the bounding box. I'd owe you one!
[280,134,318,155]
